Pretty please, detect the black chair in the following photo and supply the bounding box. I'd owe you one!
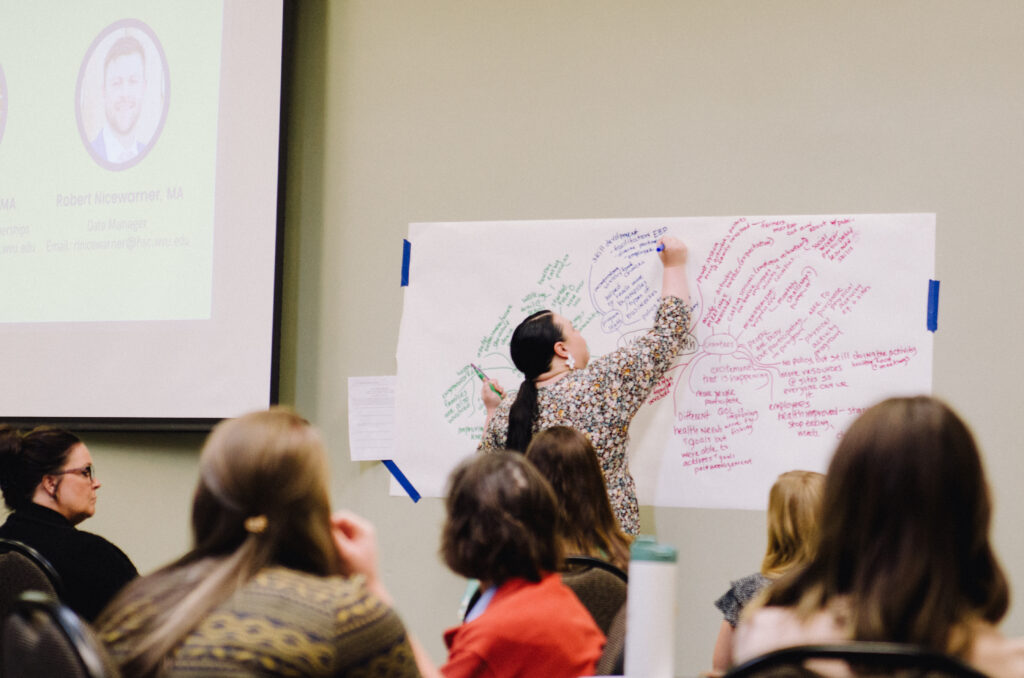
[593,601,626,675]
[0,538,63,622]
[560,555,628,637]
[564,554,628,582]
[725,642,989,678]
[1,590,120,678]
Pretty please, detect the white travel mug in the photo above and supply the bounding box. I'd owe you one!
[624,535,677,678]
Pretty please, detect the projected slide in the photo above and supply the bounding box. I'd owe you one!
[0,3,222,322]
[0,0,281,421]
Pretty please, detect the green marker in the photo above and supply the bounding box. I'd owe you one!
[470,363,503,397]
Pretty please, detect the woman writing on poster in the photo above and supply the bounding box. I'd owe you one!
[478,236,692,534]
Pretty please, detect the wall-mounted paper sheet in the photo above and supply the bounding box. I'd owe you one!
[347,376,397,461]
[393,214,935,509]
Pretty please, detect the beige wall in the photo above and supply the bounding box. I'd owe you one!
[86,1,1024,673]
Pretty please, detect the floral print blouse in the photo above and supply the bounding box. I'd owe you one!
[479,296,691,534]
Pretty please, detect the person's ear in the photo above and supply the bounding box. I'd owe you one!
[552,341,569,359]
[41,475,58,497]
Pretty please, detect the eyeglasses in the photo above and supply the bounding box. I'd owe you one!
[52,465,95,481]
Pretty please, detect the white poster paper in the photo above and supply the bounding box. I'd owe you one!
[393,214,935,509]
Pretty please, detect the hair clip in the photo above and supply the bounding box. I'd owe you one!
[244,515,268,534]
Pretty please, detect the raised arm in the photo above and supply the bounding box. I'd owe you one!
[658,236,691,304]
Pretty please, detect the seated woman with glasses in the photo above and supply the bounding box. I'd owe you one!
[0,424,138,621]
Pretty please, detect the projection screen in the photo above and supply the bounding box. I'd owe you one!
[0,0,287,428]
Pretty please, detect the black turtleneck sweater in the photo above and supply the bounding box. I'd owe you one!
[0,502,138,621]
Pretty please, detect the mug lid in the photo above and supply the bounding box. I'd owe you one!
[630,535,677,562]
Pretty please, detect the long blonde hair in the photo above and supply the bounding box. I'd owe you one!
[97,408,339,677]
[760,470,824,577]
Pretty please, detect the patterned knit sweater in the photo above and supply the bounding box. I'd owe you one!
[99,566,420,677]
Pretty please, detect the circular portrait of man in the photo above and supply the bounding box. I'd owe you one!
[76,19,169,171]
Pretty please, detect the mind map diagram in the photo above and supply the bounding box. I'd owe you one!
[404,214,933,506]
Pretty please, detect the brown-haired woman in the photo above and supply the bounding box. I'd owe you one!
[0,424,137,621]
[524,426,632,571]
[318,451,606,678]
[96,408,420,678]
[732,396,1024,677]
[439,450,605,677]
[709,469,824,675]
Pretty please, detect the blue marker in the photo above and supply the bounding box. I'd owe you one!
[656,244,664,252]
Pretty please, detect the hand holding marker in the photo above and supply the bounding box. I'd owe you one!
[471,363,504,398]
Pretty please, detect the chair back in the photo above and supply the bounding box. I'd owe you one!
[560,556,628,636]
[0,539,62,623]
[725,642,990,678]
[564,554,628,582]
[1,590,120,678]
[594,602,625,675]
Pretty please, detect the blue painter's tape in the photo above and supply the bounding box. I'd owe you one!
[383,459,420,502]
[401,239,411,287]
[927,280,940,332]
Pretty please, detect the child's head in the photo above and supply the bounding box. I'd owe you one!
[760,470,824,577]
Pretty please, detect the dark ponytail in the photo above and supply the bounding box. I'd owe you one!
[507,381,539,452]
[506,310,563,452]
[0,425,80,510]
